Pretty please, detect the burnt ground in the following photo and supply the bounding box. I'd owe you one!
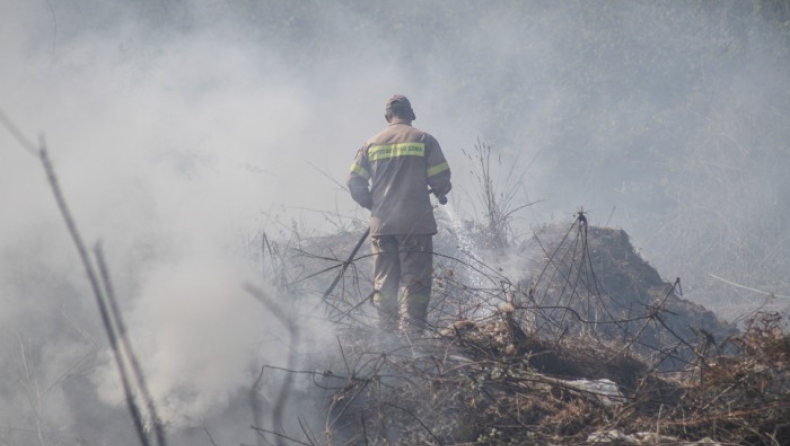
[263,217,789,446]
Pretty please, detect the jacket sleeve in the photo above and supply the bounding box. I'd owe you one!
[425,136,452,197]
[346,146,373,210]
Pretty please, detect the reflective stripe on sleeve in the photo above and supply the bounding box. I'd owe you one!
[369,142,425,161]
[350,163,370,179]
[427,161,450,177]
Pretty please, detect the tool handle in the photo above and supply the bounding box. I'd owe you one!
[322,227,370,300]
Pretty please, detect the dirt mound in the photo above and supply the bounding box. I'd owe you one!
[519,220,737,370]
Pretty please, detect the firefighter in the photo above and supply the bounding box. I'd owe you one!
[347,94,452,336]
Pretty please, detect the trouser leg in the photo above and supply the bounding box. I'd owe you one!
[371,235,400,331]
[398,234,433,334]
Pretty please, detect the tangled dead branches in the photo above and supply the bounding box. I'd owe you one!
[271,216,788,446]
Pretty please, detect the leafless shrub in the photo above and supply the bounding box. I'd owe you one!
[462,140,539,251]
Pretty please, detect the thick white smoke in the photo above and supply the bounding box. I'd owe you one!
[0,3,347,441]
[92,256,272,426]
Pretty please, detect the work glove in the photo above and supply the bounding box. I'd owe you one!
[429,187,449,205]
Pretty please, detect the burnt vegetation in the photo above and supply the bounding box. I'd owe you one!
[284,215,789,446]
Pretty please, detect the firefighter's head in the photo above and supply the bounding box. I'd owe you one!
[385,94,416,123]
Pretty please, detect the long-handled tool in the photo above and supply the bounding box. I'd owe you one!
[322,227,370,300]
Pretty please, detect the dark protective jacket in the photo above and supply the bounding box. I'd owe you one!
[347,122,452,236]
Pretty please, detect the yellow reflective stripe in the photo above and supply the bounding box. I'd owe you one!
[350,163,369,179]
[427,161,449,177]
[369,142,425,161]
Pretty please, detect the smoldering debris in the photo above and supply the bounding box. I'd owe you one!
[289,218,788,446]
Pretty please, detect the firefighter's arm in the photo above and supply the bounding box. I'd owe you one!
[347,149,373,210]
[426,138,452,199]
